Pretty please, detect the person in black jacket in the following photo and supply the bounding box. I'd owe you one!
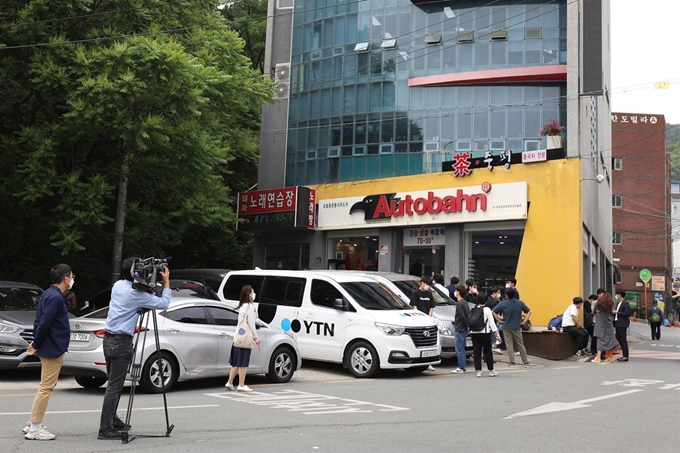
[613,289,631,362]
[23,264,73,440]
[452,285,470,374]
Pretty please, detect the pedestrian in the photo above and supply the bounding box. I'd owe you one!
[647,299,663,340]
[446,276,459,298]
[505,278,520,299]
[613,290,631,362]
[225,285,261,391]
[464,278,478,303]
[451,285,470,374]
[98,258,172,440]
[561,297,590,356]
[492,288,532,367]
[486,287,503,350]
[23,264,73,440]
[592,292,619,363]
[409,276,436,371]
[469,292,500,377]
[586,294,598,355]
[432,274,450,297]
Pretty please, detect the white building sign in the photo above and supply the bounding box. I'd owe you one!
[404,227,446,247]
[317,182,528,230]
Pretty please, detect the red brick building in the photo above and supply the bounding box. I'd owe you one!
[611,112,671,318]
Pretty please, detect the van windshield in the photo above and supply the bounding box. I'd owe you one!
[341,282,410,310]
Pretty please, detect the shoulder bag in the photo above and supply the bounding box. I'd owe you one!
[234,304,254,349]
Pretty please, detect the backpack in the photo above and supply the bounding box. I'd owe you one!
[468,303,486,332]
[650,308,661,323]
[548,315,563,331]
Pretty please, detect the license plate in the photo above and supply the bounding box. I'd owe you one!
[421,349,438,358]
[70,333,90,342]
[466,338,473,347]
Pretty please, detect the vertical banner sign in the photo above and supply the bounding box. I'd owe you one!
[307,189,316,229]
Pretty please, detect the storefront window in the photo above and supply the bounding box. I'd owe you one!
[469,229,525,290]
[264,244,311,270]
[328,235,379,270]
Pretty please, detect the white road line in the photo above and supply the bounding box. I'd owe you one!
[0,404,220,416]
[505,390,642,419]
[575,389,643,404]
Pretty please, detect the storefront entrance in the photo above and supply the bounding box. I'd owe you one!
[327,232,379,270]
[468,228,525,291]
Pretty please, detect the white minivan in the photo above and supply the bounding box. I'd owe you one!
[217,270,441,377]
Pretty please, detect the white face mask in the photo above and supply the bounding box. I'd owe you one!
[423,284,430,291]
[505,284,511,289]
[251,292,256,301]
[68,275,75,290]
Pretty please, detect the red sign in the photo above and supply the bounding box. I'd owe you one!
[238,187,297,215]
[307,189,316,229]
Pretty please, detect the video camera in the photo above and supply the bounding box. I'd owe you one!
[130,257,171,291]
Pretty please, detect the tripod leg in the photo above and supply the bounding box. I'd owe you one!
[122,309,150,443]
[152,310,174,436]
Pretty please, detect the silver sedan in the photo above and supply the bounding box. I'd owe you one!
[62,297,302,392]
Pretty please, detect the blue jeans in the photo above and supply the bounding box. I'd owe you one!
[455,331,468,370]
[99,334,133,433]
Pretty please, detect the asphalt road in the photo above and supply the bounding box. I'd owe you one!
[2,321,679,452]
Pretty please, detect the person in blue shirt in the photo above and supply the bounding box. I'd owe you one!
[24,264,73,441]
[492,288,532,367]
[98,257,171,440]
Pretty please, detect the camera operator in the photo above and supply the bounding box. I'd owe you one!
[97,257,172,440]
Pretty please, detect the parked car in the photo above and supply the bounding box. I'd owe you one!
[344,271,474,359]
[78,279,219,315]
[217,270,441,378]
[0,281,44,370]
[62,297,301,392]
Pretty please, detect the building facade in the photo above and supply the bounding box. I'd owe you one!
[251,0,613,325]
[611,113,671,318]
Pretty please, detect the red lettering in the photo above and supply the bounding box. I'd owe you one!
[469,194,487,211]
[404,195,414,215]
[443,196,457,213]
[367,191,487,219]
[373,196,391,218]
[414,197,427,214]
[427,192,443,214]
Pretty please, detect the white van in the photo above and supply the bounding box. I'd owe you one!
[217,270,441,377]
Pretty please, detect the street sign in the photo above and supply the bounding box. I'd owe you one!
[639,269,652,283]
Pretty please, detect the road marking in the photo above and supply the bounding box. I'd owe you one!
[0,404,220,417]
[505,389,642,419]
[326,379,374,383]
[0,394,35,397]
[205,389,409,415]
[554,366,581,370]
[498,369,526,374]
[629,349,680,360]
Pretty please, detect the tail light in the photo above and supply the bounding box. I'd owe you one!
[134,327,148,334]
[94,329,106,338]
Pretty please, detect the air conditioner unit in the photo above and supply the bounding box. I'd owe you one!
[490,29,508,41]
[457,31,474,43]
[275,63,291,100]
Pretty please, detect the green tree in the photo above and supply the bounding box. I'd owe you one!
[221,0,268,74]
[0,0,273,290]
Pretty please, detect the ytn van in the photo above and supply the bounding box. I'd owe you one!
[218,270,441,377]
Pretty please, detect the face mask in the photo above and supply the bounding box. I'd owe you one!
[505,284,511,289]
[251,292,256,301]
[68,276,75,290]
[423,284,430,291]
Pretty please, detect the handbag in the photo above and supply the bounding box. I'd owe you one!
[233,304,254,349]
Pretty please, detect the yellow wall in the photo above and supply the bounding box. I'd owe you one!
[313,159,583,326]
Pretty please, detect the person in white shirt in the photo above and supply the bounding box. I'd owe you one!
[561,297,589,355]
[469,292,501,377]
[432,274,450,297]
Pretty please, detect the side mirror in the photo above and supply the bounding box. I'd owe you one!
[333,298,346,311]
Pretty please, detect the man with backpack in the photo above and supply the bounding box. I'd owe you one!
[451,285,471,374]
[561,297,590,356]
[469,292,500,377]
[647,299,663,340]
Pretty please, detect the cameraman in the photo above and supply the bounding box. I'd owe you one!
[97,257,172,440]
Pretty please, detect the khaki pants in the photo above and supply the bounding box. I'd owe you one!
[30,354,65,424]
[504,329,528,364]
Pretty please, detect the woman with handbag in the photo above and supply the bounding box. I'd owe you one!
[225,285,260,392]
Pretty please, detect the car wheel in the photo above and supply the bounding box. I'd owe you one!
[345,341,379,378]
[403,366,428,374]
[74,376,108,389]
[140,352,178,393]
[265,347,295,383]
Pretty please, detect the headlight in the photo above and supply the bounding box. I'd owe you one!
[375,322,405,336]
[0,345,20,354]
[434,319,451,336]
[0,323,21,334]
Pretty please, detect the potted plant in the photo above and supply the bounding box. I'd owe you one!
[539,118,565,149]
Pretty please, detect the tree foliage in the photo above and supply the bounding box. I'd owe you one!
[0,0,273,292]
[667,123,680,180]
[221,0,267,74]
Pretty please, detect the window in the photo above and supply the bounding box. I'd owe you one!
[207,306,239,326]
[223,275,265,302]
[310,279,344,308]
[613,232,622,245]
[260,277,306,307]
[612,194,622,208]
[164,306,208,324]
[613,157,622,170]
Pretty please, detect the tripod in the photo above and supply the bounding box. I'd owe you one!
[121,308,174,443]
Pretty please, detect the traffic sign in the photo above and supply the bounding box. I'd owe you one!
[639,269,652,283]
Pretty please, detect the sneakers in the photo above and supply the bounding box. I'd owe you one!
[23,423,47,435]
[427,365,436,371]
[489,370,499,377]
[97,430,123,440]
[492,348,503,354]
[592,355,602,363]
[523,362,532,368]
[508,363,517,367]
[476,371,483,377]
[237,385,253,392]
[617,357,629,362]
[576,349,587,357]
[25,426,56,441]
[451,368,466,374]
[224,382,235,391]
[514,351,521,356]
[112,418,131,430]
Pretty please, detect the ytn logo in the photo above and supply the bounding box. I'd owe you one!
[281,318,335,337]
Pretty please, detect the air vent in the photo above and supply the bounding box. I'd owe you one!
[425,33,443,45]
[457,31,474,43]
[490,29,508,41]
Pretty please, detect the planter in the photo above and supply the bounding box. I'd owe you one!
[546,135,562,149]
